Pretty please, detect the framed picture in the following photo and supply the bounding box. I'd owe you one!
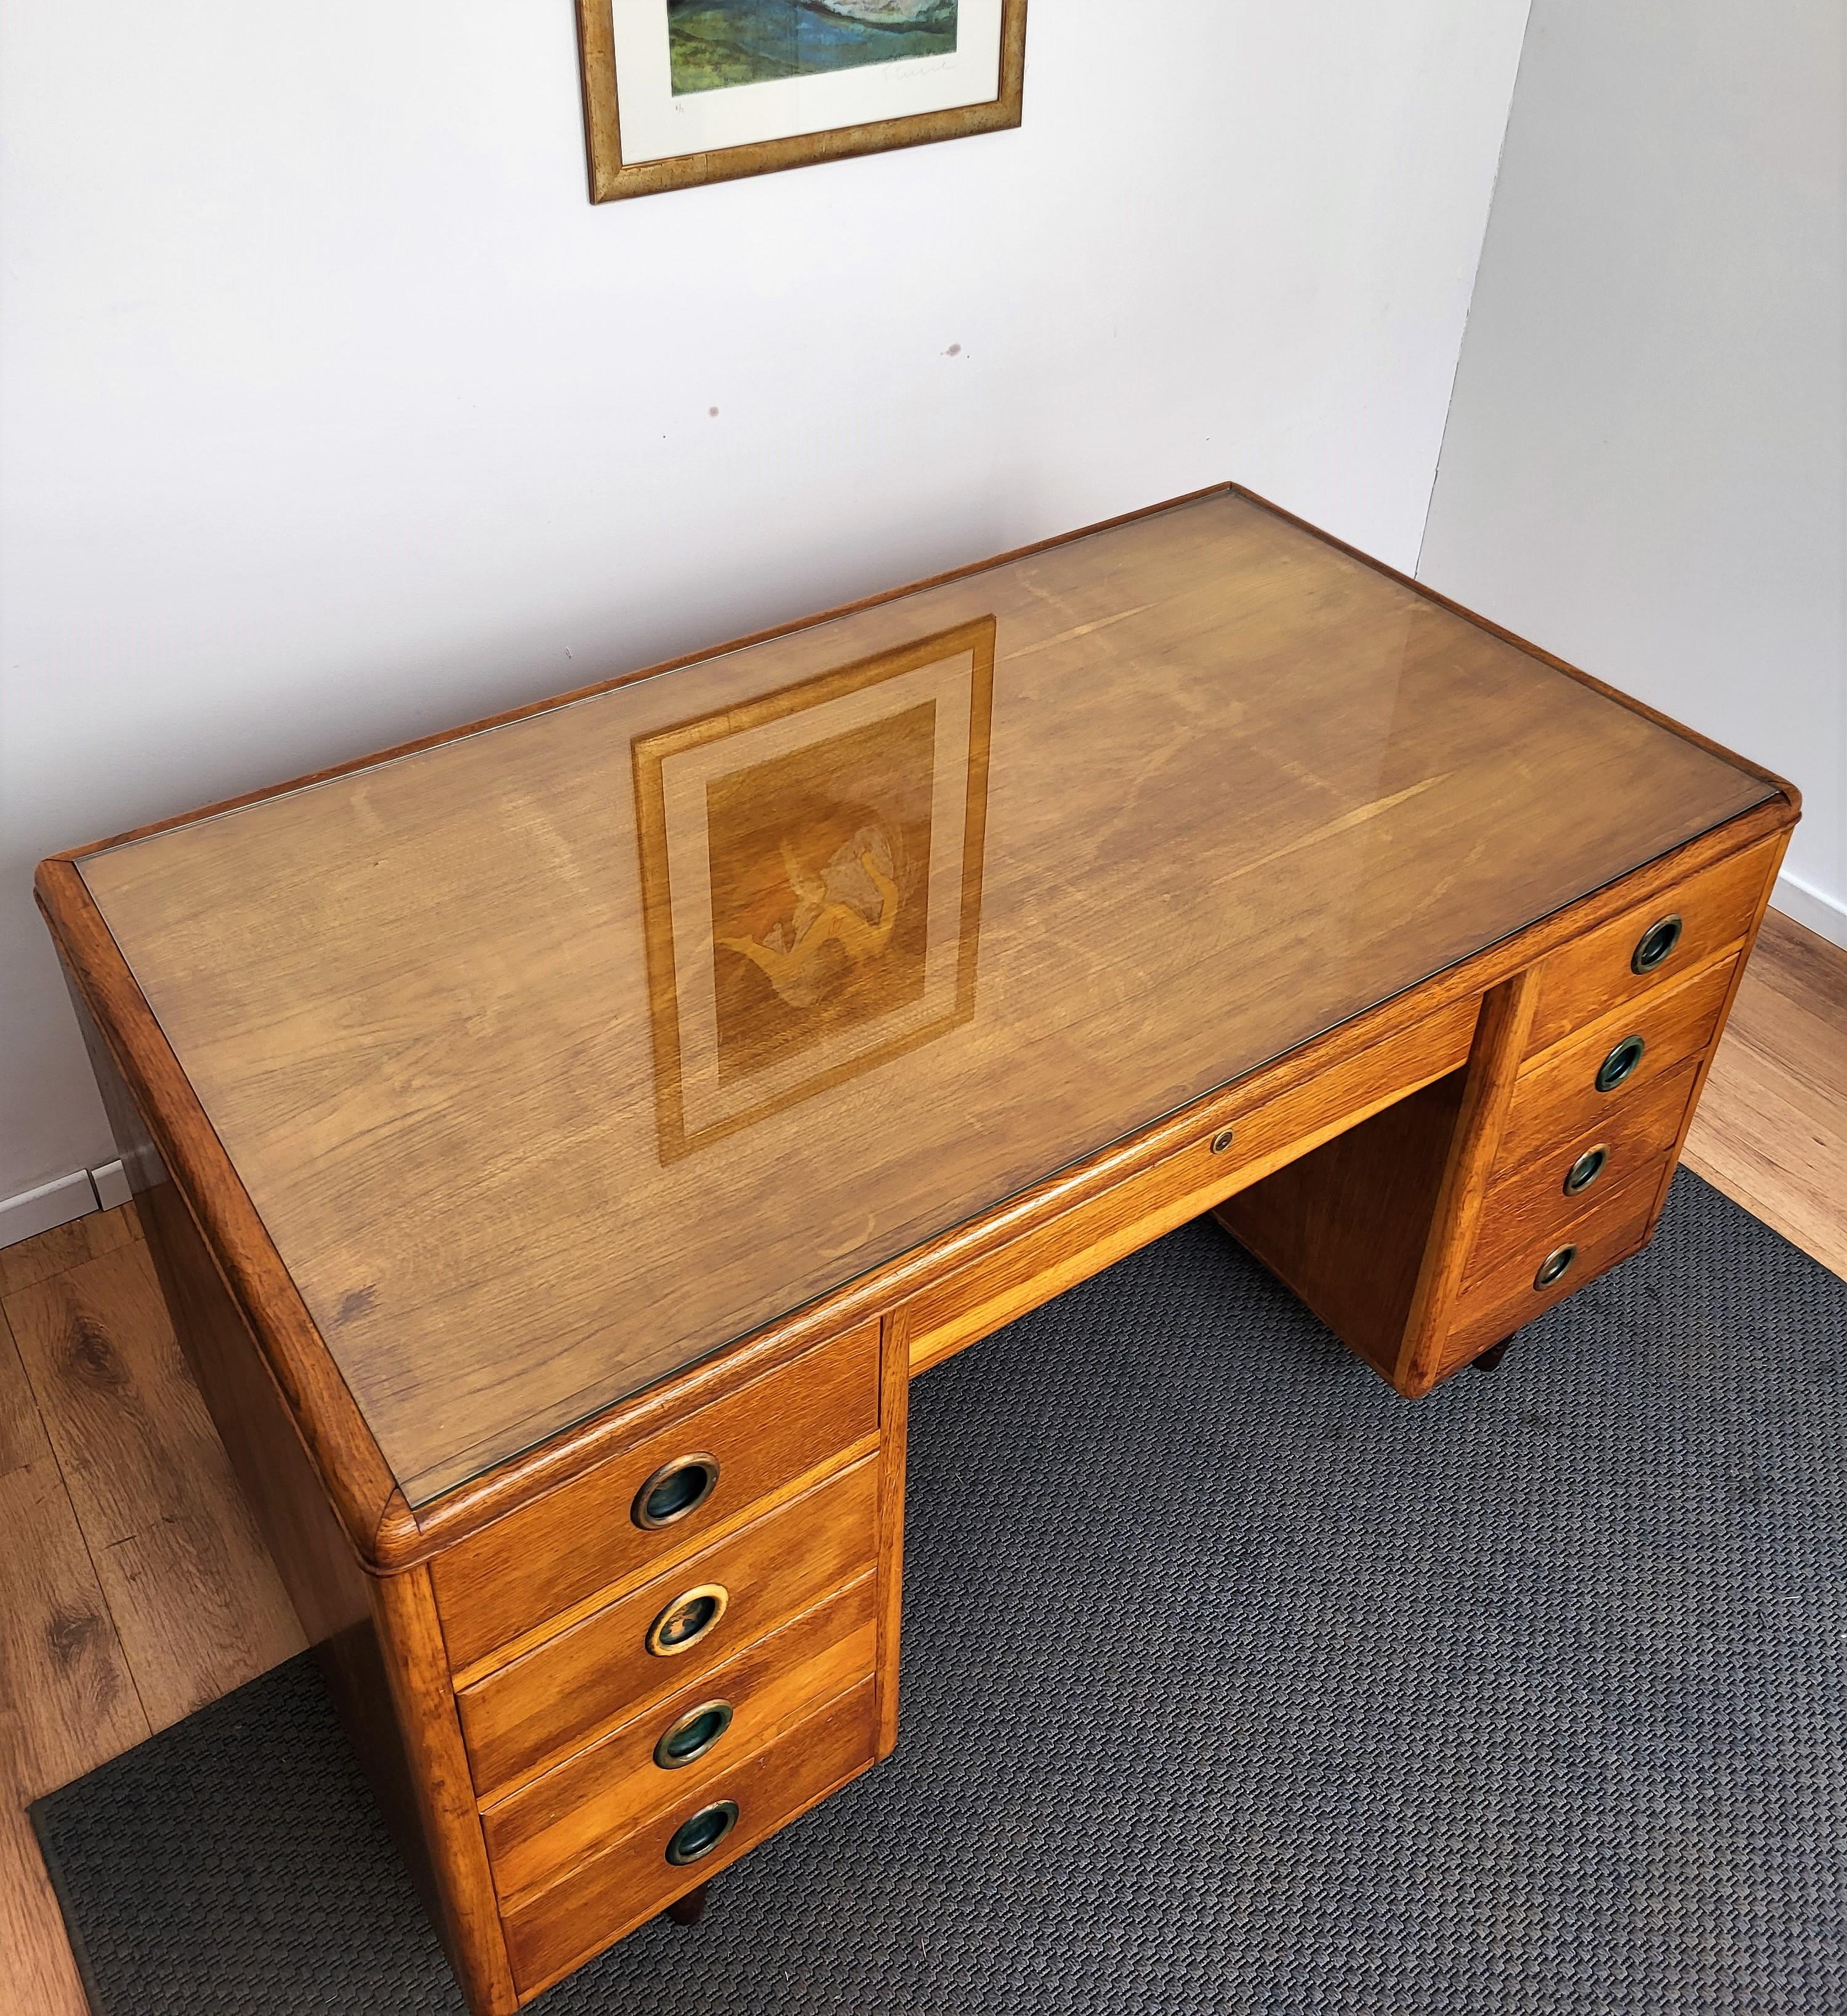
[632,617,994,1160]
[574,0,1027,202]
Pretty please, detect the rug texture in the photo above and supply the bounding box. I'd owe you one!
[32,1170,1847,2014]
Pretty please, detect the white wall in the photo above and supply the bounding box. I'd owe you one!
[1420,0,1846,943]
[0,0,1532,1203]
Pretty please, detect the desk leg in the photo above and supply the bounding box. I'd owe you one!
[665,1883,710,1927]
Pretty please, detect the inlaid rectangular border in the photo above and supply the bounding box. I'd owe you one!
[632,616,995,1161]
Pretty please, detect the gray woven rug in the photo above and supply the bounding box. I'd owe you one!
[33,1170,1847,2014]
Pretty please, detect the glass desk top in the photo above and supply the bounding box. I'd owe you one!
[78,491,1774,1503]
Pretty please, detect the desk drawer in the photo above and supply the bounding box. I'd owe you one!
[1524,839,1774,1055]
[432,1321,879,1673]
[1446,1166,1659,1368]
[504,1679,878,1996]
[1467,1060,1697,1284]
[1492,953,1736,1182]
[458,1456,878,1797]
[904,996,1478,1374]
[483,1573,876,1906]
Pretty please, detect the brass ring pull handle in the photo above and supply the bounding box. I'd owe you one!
[654,1699,735,1772]
[632,1452,721,1531]
[1534,1245,1577,1291]
[1594,1034,1646,1093]
[1563,1146,1608,1196]
[1631,914,1683,975]
[646,1583,730,1658]
[1209,1128,1236,1155]
[665,1800,739,1866]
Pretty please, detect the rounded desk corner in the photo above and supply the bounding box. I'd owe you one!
[366,1486,428,1575]
[33,850,91,931]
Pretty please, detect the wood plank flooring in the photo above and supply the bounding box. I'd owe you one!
[1682,910,1847,1280]
[1,913,1841,2011]
[0,1206,302,2014]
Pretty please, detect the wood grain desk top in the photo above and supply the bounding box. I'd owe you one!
[63,490,1775,1507]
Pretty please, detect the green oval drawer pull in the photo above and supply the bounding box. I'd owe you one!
[646,1583,729,1658]
[1563,1146,1608,1196]
[1595,1034,1646,1093]
[632,1452,721,1531]
[1631,914,1683,975]
[654,1699,735,1772]
[666,1800,739,1866]
[1534,1244,1577,1291]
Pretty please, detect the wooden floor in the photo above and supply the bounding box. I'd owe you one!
[1681,910,1847,1280]
[2,914,1842,2012]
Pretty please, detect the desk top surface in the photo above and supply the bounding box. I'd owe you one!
[76,491,1774,1504]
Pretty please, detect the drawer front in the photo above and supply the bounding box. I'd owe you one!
[1492,953,1736,1182]
[504,1678,878,1996]
[1446,1167,1659,1365]
[459,1455,878,1797]
[1467,1060,1697,1284]
[432,1320,879,1672]
[904,994,1478,1374]
[483,1573,877,1906]
[1524,839,1774,1055]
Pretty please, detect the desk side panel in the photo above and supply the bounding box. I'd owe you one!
[58,975,519,2016]
[34,860,404,1561]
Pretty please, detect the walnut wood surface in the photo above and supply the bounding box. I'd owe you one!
[481,1573,876,1906]
[56,491,1781,1510]
[430,1322,877,1674]
[502,1679,878,1995]
[403,812,1786,1566]
[457,1457,879,1799]
[35,881,404,1556]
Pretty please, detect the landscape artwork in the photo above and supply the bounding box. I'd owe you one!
[582,0,1020,200]
[668,0,959,96]
[633,619,994,1159]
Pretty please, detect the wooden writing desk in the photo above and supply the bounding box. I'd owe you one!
[37,488,1797,2009]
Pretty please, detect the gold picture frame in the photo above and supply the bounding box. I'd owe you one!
[633,618,995,1159]
[574,0,1027,203]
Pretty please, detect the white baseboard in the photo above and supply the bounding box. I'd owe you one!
[0,1161,138,1253]
[1773,870,1847,951]
[0,1169,100,1251]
